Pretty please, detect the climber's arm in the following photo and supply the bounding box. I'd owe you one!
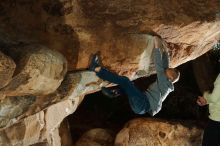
[162,51,169,69]
[154,48,164,73]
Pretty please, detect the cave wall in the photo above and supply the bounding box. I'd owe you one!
[0,0,220,75]
[0,0,219,145]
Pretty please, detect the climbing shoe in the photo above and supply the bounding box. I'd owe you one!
[101,87,121,98]
[88,54,101,71]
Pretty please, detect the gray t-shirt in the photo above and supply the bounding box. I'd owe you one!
[145,48,174,116]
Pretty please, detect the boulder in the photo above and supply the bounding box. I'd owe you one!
[75,128,114,146]
[1,45,67,96]
[115,118,203,146]
[0,51,15,89]
[0,71,104,145]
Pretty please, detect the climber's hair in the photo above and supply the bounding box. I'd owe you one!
[166,68,180,83]
[172,68,180,83]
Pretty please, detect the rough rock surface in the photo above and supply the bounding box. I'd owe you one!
[0,51,15,90]
[0,96,35,128]
[59,119,73,146]
[1,45,67,97]
[75,128,114,146]
[115,118,203,146]
[0,0,219,145]
[0,0,219,76]
[0,71,105,145]
[0,111,46,146]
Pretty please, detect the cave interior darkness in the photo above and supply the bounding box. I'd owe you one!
[67,48,220,144]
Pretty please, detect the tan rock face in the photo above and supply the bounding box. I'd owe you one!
[1,45,67,97]
[0,96,35,128]
[115,118,203,146]
[0,51,15,89]
[75,128,114,146]
[0,71,104,145]
[0,111,46,146]
[0,45,67,129]
[0,0,219,75]
[59,119,73,146]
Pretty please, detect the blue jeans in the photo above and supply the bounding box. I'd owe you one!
[96,68,150,114]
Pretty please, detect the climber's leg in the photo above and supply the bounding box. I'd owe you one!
[88,54,151,114]
[96,67,150,114]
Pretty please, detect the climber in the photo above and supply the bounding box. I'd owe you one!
[88,36,180,116]
[197,41,220,146]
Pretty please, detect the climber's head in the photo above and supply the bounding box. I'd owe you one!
[165,68,180,83]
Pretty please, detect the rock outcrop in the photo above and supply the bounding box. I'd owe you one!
[0,71,104,145]
[0,51,15,90]
[0,96,35,128]
[115,118,203,146]
[0,0,220,76]
[59,119,73,146]
[0,44,67,129]
[75,128,114,146]
[0,0,219,145]
[1,44,67,97]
